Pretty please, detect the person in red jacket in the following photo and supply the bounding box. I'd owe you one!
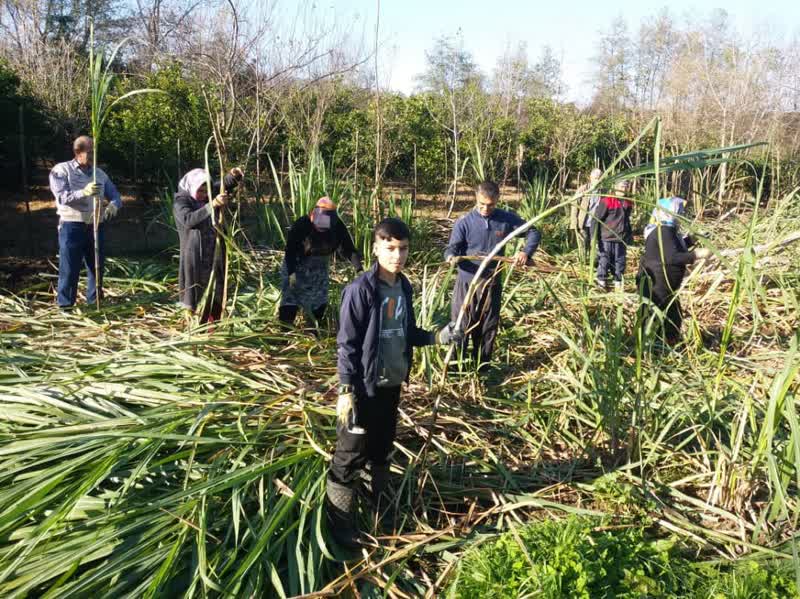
[592,180,633,291]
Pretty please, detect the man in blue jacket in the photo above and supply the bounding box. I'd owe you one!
[326,218,462,550]
[444,181,541,367]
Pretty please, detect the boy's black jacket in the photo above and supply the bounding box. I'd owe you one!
[337,263,436,396]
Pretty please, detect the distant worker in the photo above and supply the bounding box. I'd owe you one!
[279,197,363,327]
[49,135,122,308]
[570,168,603,261]
[444,180,541,368]
[636,197,710,346]
[174,167,243,324]
[593,179,633,291]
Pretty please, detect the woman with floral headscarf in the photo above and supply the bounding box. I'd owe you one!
[636,197,710,345]
[279,197,363,326]
[174,167,243,322]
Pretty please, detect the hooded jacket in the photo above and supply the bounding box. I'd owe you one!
[337,263,436,396]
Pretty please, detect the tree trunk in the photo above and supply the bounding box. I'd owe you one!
[19,104,32,255]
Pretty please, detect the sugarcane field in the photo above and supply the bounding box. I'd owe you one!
[2,1,800,597]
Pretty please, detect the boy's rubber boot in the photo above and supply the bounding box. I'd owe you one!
[325,480,360,552]
[370,464,396,532]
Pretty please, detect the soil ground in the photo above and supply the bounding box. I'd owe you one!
[1,166,527,293]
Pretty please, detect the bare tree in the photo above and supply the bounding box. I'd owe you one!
[417,33,483,215]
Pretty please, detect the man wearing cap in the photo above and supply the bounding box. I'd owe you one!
[49,135,122,308]
[279,197,363,326]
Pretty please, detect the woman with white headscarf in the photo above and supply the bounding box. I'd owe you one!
[173,167,243,322]
[636,197,710,345]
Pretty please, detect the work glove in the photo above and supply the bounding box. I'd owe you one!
[82,182,101,197]
[212,193,228,208]
[336,388,354,426]
[693,248,711,260]
[437,322,464,345]
[288,273,297,288]
[446,255,459,266]
[103,202,119,222]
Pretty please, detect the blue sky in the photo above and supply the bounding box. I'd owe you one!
[325,0,799,103]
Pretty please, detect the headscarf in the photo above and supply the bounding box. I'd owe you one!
[644,196,685,240]
[178,168,209,201]
[309,196,337,231]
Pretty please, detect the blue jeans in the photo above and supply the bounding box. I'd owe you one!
[597,240,627,282]
[57,222,105,307]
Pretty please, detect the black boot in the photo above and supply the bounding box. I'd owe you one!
[325,479,360,551]
[370,464,396,532]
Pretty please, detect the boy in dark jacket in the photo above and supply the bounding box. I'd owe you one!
[593,180,633,291]
[326,218,462,550]
[637,197,710,345]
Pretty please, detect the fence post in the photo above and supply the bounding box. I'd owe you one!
[19,104,33,255]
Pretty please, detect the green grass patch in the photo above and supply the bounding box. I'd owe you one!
[447,516,799,598]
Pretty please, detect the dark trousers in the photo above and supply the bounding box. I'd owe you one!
[583,225,601,266]
[583,225,592,255]
[597,240,627,282]
[328,386,401,486]
[637,273,683,345]
[278,303,327,325]
[452,274,502,364]
[57,222,105,307]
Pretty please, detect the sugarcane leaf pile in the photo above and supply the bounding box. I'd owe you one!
[2,131,800,596]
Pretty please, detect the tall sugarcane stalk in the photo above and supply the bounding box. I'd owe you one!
[201,88,232,323]
[87,20,161,309]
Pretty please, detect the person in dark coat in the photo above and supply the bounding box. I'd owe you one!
[593,179,633,291]
[279,196,362,326]
[444,180,541,367]
[173,167,242,323]
[636,197,710,345]
[326,218,462,550]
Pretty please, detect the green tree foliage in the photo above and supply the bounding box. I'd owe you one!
[103,64,210,182]
[0,60,50,186]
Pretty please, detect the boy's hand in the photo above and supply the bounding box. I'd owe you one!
[512,251,529,267]
[694,248,711,260]
[446,255,459,266]
[212,193,228,208]
[336,390,354,425]
[437,322,464,345]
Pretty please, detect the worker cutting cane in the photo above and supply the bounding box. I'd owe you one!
[278,197,363,328]
[444,180,541,368]
[174,167,243,324]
